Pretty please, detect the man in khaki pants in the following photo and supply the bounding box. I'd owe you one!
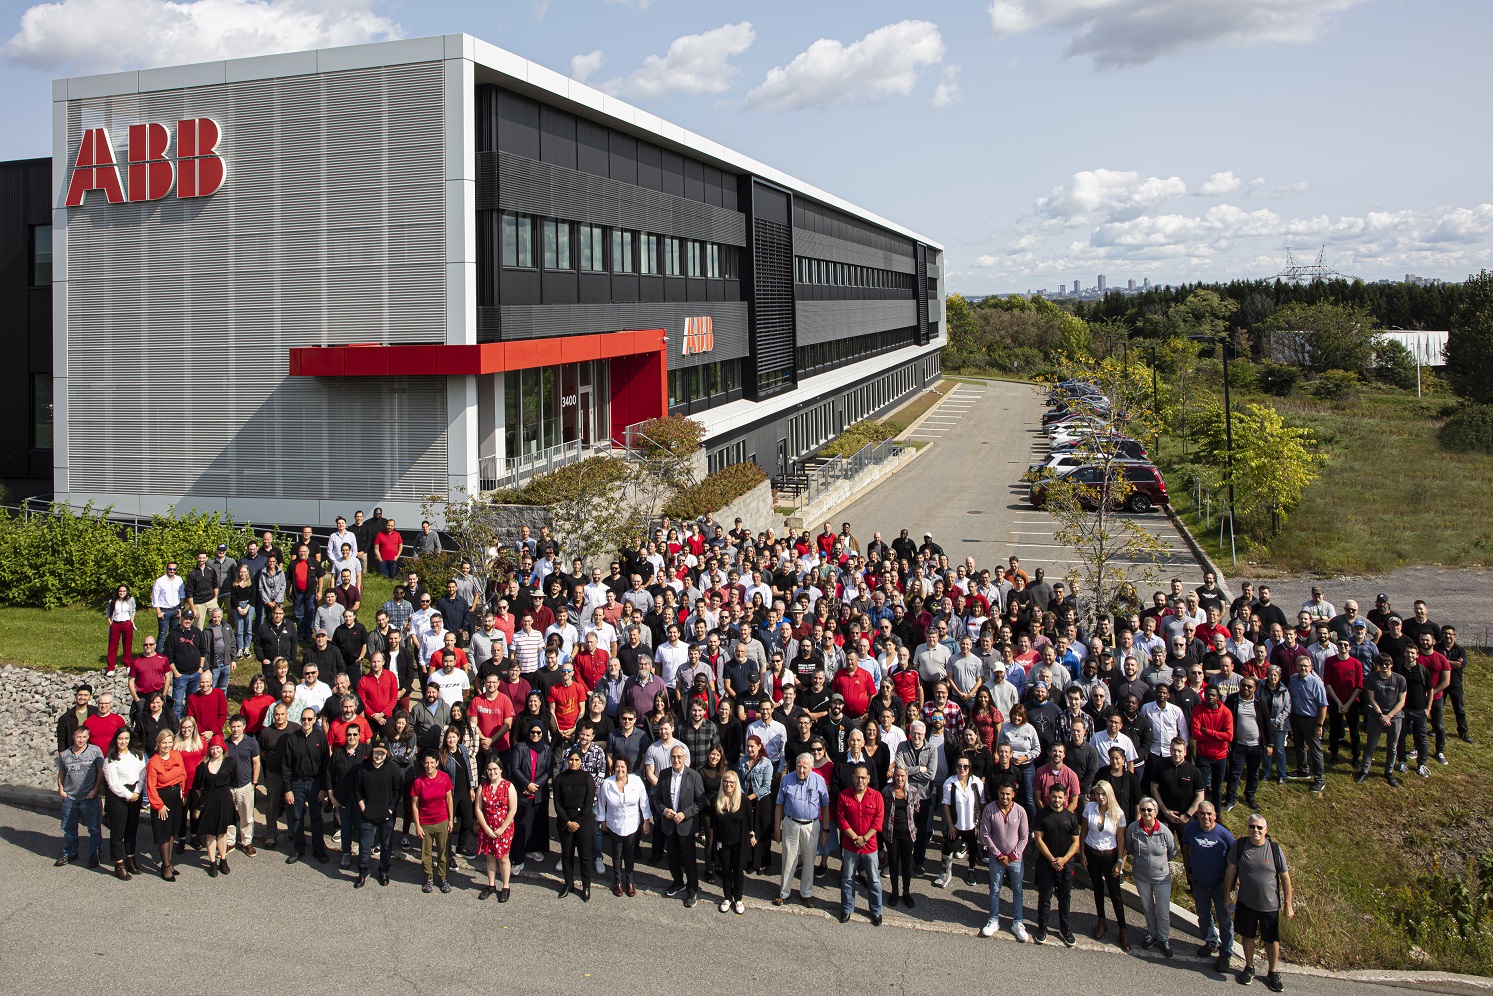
[222,714,262,855]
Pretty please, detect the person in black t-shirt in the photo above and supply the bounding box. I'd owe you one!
[1252,587,1288,636]
[1438,626,1470,743]
[1032,785,1082,945]
[1149,737,1204,843]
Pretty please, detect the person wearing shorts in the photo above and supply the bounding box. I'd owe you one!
[1223,814,1294,991]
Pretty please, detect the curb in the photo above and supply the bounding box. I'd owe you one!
[806,443,932,527]
[893,379,957,439]
[0,782,62,813]
[1164,503,1234,600]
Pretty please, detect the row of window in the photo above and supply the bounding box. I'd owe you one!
[796,327,918,378]
[795,256,915,291]
[500,211,741,278]
[667,359,743,408]
[843,361,919,426]
[707,439,748,475]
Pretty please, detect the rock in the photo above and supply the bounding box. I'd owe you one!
[0,665,134,789]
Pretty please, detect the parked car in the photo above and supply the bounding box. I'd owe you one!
[1027,462,1169,513]
[1026,451,1150,479]
[1048,437,1149,461]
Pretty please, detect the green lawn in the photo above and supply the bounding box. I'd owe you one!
[1161,387,1493,574]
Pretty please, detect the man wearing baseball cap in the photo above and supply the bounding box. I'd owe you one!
[352,739,402,887]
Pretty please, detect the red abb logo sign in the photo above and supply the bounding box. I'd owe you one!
[682,316,714,355]
[64,118,225,207]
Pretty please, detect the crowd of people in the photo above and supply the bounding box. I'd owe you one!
[54,511,1472,993]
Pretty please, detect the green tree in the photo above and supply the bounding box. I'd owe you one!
[1172,288,1235,340]
[1231,403,1321,534]
[1264,301,1378,374]
[1445,269,1493,404]
[1373,338,1419,390]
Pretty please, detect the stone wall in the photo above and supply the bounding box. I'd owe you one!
[0,665,134,789]
[712,477,775,535]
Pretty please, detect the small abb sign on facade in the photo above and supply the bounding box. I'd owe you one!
[682,316,714,355]
[65,118,225,207]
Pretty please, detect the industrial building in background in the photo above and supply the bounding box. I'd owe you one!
[35,34,943,523]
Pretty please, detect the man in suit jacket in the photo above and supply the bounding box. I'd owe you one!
[656,743,706,907]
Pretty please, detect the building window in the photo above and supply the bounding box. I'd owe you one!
[31,225,51,286]
[501,212,534,268]
[612,229,636,273]
[32,373,52,450]
[543,219,572,270]
[664,237,683,277]
[578,223,606,271]
[707,439,747,475]
[722,245,739,280]
[641,234,661,275]
[706,244,720,279]
[686,241,703,278]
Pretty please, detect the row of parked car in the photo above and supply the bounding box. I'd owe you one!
[1026,379,1170,513]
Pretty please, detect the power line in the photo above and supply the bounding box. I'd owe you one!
[1273,245,1352,283]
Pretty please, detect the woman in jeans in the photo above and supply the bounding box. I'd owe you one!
[596,756,652,896]
[712,769,752,914]
[411,751,455,893]
[103,726,145,880]
[1081,780,1130,951]
[737,735,775,874]
[1125,796,1179,957]
[384,711,419,846]
[882,762,922,909]
[1261,665,1293,784]
[229,566,257,654]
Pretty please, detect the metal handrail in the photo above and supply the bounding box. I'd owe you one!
[786,437,904,510]
[479,439,614,493]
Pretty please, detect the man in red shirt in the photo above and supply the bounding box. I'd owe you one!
[327,695,373,750]
[127,637,172,707]
[471,674,517,756]
[830,652,877,718]
[1195,606,1229,648]
[836,764,886,924]
[1322,637,1364,769]
[371,519,403,578]
[1415,631,1453,764]
[548,664,588,739]
[572,631,610,691]
[357,653,401,738]
[185,671,228,744]
[497,658,531,716]
[82,691,126,754]
[1189,684,1234,810]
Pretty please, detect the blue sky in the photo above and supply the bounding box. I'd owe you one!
[3,0,1489,293]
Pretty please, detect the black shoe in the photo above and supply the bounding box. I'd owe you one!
[1353,769,1368,784]
[218,858,230,875]
[1215,954,1232,974]
[1198,943,1217,958]
[665,882,684,897]
[814,862,827,880]
[1142,933,1158,950]
[684,891,698,909]
[208,863,219,878]
[86,853,101,869]
[438,878,452,894]
[1386,773,1400,787]
[1161,942,1173,958]
[286,852,301,865]
[870,914,883,926]
[478,885,493,900]
[53,855,69,867]
[902,894,915,909]
[1237,965,1255,986]
[189,835,204,849]
[837,909,851,924]
[1264,972,1284,992]
[1459,733,1473,744]
[1032,929,1047,945]
[314,850,330,864]
[498,888,511,903]
[422,878,433,893]
[354,874,368,889]
[1246,798,1260,811]
[558,881,571,899]
[581,885,591,902]
[378,872,390,886]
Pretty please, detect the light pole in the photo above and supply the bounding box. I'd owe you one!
[1189,334,1236,566]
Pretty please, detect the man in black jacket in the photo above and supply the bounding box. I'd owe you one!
[255,604,298,683]
[655,744,707,908]
[353,739,402,887]
[280,707,330,864]
[332,610,368,675]
[436,580,473,641]
[303,629,346,678]
[329,723,371,870]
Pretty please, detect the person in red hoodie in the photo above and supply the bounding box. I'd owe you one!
[185,672,228,746]
[831,651,877,719]
[357,652,401,739]
[1322,637,1364,769]
[1189,685,1234,810]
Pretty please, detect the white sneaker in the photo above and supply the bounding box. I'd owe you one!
[733,900,745,915]
[980,918,999,938]
[331,830,341,843]
[511,862,525,875]
[1418,765,1430,778]
[555,859,563,872]
[933,871,951,889]
[1012,923,1029,943]
[719,899,732,912]
[595,857,605,876]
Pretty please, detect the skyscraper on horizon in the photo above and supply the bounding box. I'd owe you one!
[1097,274,1107,293]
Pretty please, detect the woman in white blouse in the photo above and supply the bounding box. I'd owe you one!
[103,726,146,880]
[1081,781,1131,951]
[596,756,652,898]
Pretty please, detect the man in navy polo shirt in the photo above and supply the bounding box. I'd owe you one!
[1183,801,1236,973]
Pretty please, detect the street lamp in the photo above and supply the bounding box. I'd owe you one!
[1188,334,1236,566]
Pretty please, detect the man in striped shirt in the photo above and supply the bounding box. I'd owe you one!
[511,611,546,676]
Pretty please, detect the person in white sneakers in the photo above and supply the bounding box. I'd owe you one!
[977,783,1029,941]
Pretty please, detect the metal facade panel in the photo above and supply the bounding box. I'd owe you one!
[792,228,917,275]
[795,299,918,347]
[497,300,748,369]
[488,152,746,246]
[62,62,450,501]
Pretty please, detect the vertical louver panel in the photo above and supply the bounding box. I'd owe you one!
[915,244,930,346]
[752,215,795,390]
[64,63,449,501]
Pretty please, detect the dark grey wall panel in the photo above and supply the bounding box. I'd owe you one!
[485,152,745,246]
[796,299,919,347]
[794,229,917,274]
[497,300,748,369]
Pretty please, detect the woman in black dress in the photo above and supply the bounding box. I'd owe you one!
[194,740,238,877]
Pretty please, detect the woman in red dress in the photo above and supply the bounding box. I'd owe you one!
[475,756,518,902]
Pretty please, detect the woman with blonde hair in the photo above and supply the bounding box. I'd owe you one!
[145,728,186,880]
[711,769,753,914]
[173,717,206,851]
[1081,780,1130,950]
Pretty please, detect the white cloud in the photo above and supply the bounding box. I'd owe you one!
[570,49,603,83]
[601,21,755,99]
[1199,170,1243,196]
[988,0,1365,70]
[4,0,400,72]
[1035,168,1187,226]
[745,20,944,112]
[975,254,999,267]
[930,65,961,109]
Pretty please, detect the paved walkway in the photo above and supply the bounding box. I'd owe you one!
[841,379,1197,595]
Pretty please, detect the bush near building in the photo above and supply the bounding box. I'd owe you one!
[819,420,903,458]
[663,462,767,520]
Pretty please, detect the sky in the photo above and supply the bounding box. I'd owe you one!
[2,0,1489,294]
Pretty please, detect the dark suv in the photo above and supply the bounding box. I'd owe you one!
[1027,462,1170,513]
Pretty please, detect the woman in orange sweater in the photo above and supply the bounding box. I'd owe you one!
[146,729,187,881]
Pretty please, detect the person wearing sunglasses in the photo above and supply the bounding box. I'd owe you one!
[1223,815,1293,992]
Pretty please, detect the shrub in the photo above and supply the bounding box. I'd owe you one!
[820,420,903,458]
[1375,339,1420,390]
[1256,361,1301,396]
[1438,402,1493,454]
[663,462,768,519]
[1310,369,1359,400]
[491,456,632,506]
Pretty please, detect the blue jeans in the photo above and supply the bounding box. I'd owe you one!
[1193,880,1234,955]
[1016,764,1036,822]
[234,608,255,649]
[1200,756,1227,808]
[287,778,325,855]
[840,848,883,918]
[1268,728,1289,780]
[358,817,394,875]
[211,664,232,692]
[156,608,178,646]
[293,590,316,639]
[171,673,196,720]
[374,559,397,579]
[987,856,1025,925]
[60,796,102,859]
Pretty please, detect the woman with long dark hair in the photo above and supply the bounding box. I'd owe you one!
[475,756,519,902]
[697,743,728,885]
[194,739,237,877]
[437,724,477,862]
[386,710,418,846]
[596,756,651,897]
[229,566,256,654]
[737,735,775,874]
[103,726,145,879]
[104,584,136,677]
